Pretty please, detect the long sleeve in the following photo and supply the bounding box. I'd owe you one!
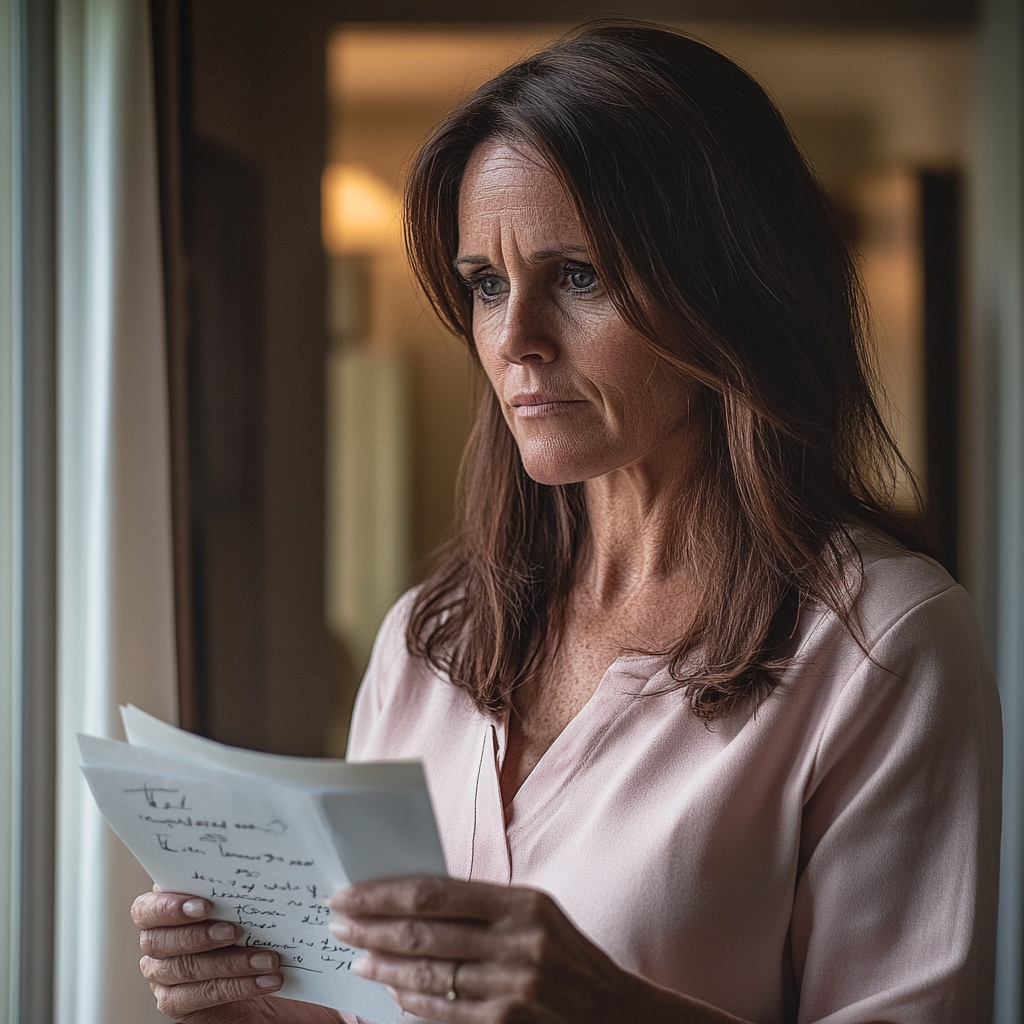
[792,585,1001,1022]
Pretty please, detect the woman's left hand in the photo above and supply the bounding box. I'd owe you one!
[327,875,644,1023]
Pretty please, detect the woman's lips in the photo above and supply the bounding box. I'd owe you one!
[509,393,582,418]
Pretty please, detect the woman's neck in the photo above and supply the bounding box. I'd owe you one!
[580,432,700,608]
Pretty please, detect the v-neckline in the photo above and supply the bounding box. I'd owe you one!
[493,653,668,833]
[465,653,673,885]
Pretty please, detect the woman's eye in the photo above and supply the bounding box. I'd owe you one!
[479,276,503,297]
[568,268,597,289]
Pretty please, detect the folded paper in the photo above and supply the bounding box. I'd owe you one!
[79,706,447,1020]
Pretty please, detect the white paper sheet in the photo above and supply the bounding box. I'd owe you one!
[79,708,448,1021]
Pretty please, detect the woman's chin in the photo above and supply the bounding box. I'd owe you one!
[518,452,599,487]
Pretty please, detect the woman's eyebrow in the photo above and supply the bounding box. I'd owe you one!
[529,246,590,262]
[453,246,590,269]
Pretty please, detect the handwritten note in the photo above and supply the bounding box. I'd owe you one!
[79,708,447,1021]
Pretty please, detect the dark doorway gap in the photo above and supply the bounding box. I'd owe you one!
[921,171,961,578]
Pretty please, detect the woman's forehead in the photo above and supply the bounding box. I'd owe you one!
[457,142,585,254]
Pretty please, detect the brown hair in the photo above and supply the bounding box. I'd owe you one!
[402,22,918,720]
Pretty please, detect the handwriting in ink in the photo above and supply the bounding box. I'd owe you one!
[234,819,287,835]
[141,815,193,828]
[217,845,262,862]
[214,887,271,901]
[124,784,191,810]
[321,955,354,972]
[156,834,208,855]
[233,903,286,918]
[320,936,356,955]
[244,934,298,951]
[192,870,244,889]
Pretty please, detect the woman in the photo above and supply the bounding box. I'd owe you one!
[132,23,1001,1024]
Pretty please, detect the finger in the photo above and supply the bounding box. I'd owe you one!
[391,989,531,1024]
[354,952,537,1004]
[141,947,279,986]
[149,974,283,1017]
[352,953,458,998]
[140,920,241,958]
[132,890,211,929]
[331,876,540,923]
[330,915,497,961]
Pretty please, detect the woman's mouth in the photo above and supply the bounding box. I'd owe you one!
[509,393,581,418]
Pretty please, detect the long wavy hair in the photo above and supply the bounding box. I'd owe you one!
[402,22,919,721]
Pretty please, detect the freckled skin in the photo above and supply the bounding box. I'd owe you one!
[457,143,703,807]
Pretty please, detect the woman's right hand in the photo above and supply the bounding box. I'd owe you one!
[132,888,343,1023]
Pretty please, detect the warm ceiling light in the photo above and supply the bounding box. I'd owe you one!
[321,163,401,255]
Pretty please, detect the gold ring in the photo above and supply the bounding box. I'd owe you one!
[445,961,460,1001]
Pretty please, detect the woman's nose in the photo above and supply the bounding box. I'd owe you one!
[496,290,558,365]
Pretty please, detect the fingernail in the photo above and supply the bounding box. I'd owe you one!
[249,952,274,971]
[330,918,355,941]
[387,986,399,1001]
[351,958,370,978]
[209,922,236,941]
[182,898,207,918]
[255,973,282,989]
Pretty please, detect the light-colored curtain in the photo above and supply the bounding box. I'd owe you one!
[54,0,178,1020]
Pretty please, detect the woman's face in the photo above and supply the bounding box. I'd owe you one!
[456,141,697,487]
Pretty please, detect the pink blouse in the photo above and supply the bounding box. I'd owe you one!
[345,533,1001,1023]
